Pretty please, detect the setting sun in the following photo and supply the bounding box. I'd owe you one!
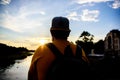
[39,39,48,45]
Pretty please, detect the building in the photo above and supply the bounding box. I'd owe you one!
[104,29,120,57]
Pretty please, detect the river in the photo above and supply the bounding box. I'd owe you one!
[0,53,120,80]
[0,54,33,80]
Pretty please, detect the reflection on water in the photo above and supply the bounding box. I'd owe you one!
[0,55,33,80]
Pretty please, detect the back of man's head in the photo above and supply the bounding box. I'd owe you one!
[50,16,71,39]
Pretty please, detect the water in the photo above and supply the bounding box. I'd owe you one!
[0,55,33,80]
[0,53,120,80]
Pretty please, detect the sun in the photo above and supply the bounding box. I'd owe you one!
[39,39,48,45]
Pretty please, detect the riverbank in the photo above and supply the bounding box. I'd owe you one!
[0,43,33,69]
[0,51,33,69]
[0,55,33,80]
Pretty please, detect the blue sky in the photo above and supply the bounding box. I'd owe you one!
[0,0,120,50]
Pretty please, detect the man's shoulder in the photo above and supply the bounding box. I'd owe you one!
[36,43,50,50]
[33,43,53,57]
[32,43,56,63]
[69,42,77,48]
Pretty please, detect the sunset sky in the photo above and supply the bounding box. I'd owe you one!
[0,0,120,50]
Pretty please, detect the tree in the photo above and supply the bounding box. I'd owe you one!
[79,31,94,42]
[76,31,94,55]
[94,40,104,54]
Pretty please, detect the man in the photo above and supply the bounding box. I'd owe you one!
[28,16,89,80]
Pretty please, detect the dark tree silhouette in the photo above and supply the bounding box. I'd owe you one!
[0,43,32,68]
[94,40,104,54]
[79,31,94,42]
[0,43,28,55]
[76,31,94,55]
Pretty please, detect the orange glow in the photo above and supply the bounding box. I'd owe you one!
[39,39,48,45]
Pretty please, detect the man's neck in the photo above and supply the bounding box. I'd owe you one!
[52,38,68,42]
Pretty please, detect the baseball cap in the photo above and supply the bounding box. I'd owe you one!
[50,16,70,31]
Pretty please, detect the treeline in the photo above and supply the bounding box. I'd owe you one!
[75,31,104,55]
[75,31,120,79]
[0,43,28,55]
[76,39,104,55]
[0,43,32,68]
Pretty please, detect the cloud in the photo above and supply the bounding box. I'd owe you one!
[74,0,112,4]
[1,13,40,32]
[0,6,46,32]
[67,9,100,22]
[0,34,6,38]
[0,39,37,50]
[19,6,46,19]
[111,0,120,9]
[81,9,100,22]
[0,0,11,5]
[67,12,80,21]
[0,37,41,50]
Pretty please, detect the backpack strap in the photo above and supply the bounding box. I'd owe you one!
[64,45,74,57]
[47,43,82,59]
[75,45,82,59]
[46,43,63,59]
